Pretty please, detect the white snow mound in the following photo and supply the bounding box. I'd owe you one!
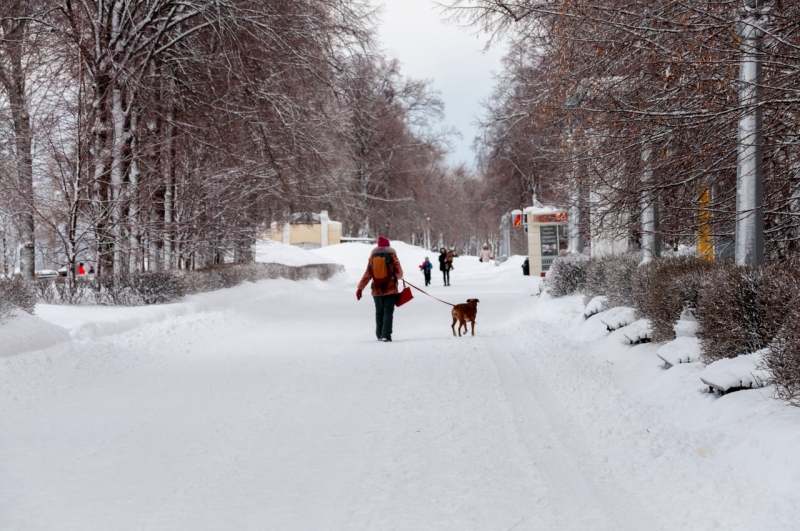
[657,336,702,366]
[0,310,70,357]
[700,350,770,393]
[617,318,652,344]
[255,239,333,266]
[584,296,607,318]
[600,306,636,331]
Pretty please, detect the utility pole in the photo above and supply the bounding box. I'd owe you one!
[735,0,769,265]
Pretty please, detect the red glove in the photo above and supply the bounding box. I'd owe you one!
[356,289,363,301]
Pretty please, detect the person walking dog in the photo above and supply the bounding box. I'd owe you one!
[419,257,433,286]
[356,236,404,342]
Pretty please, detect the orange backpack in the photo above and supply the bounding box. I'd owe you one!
[372,253,395,286]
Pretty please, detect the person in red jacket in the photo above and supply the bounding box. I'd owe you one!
[77,262,86,275]
[356,236,404,342]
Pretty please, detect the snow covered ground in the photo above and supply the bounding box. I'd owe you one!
[2,242,799,530]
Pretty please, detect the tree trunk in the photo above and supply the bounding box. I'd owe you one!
[2,18,36,279]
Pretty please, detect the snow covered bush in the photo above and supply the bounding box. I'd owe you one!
[547,253,589,297]
[32,262,343,307]
[90,275,139,306]
[36,278,58,304]
[768,305,800,407]
[130,272,186,305]
[52,277,95,305]
[634,257,712,342]
[696,263,800,363]
[0,278,36,323]
[632,259,659,319]
[582,256,609,306]
[697,265,765,363]
[604,252,641,309]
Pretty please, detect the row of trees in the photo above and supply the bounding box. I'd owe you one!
[2,0,505,282]
[453,0,800,262]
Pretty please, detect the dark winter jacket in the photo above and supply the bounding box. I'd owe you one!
[438,252,447,272]
[357,246,405,296]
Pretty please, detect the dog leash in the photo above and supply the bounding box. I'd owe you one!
[402,280,456,307]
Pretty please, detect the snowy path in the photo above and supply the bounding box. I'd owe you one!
[2,247,798,530]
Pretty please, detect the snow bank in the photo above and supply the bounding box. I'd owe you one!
[35,278,321,340]
[255,239,333,266]
[583,296,606,318]
[599,306,636,331]
[617,318,652,344]
[0,310,70,357]
[657,336,702,367]
[700,350,770,393]
[544,293,800,511]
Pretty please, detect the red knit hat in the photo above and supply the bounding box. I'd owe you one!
[377,236,390,247]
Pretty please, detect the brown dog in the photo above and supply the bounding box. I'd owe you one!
[451,299,479,337]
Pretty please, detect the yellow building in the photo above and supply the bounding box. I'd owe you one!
[268,211,342,249]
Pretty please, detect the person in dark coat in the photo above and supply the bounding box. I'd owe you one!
[438,248,449,286]
[419,257,433,286]
[356,236,405,342]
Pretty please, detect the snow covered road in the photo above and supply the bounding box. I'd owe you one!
[2,244,799,530]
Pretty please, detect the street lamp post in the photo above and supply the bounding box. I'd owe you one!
[641,144,659,263]
[735,0,769,266]
[500,212,511,258]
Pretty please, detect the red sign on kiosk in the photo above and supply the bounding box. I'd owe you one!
[532,212,567,224]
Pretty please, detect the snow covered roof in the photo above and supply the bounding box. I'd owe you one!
[524,205,565,215]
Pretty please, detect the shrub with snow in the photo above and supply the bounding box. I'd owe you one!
[768,307,800,406]
[547,253,589,297]
[35,262,343,308]
[697,265,765,363]
[634,256,712,342]
[0,278,36,323]
[131,271,187,305]
[696,263,800,364]
[604,252,641,309]
[632,259,658,321]
[582,256,608,306]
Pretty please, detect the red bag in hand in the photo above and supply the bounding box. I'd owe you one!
[396,281,413,307]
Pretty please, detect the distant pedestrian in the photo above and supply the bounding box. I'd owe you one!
[419,257,433,286]
[438,248,450,286]
[88,266,95,275]
[479,244,492,263]
[356,236,405,342]
[77,262,86,276]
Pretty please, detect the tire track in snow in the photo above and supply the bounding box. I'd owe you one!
[484,330,657,531]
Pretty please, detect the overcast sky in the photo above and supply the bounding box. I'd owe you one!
[374,0,506,169]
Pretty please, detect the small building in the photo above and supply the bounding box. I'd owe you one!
[524,205,568,277]
[268,211,342,250]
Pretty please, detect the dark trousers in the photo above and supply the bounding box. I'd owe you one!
[442,269,450,286]
[374,294,396,340]
[424,271,431,286]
